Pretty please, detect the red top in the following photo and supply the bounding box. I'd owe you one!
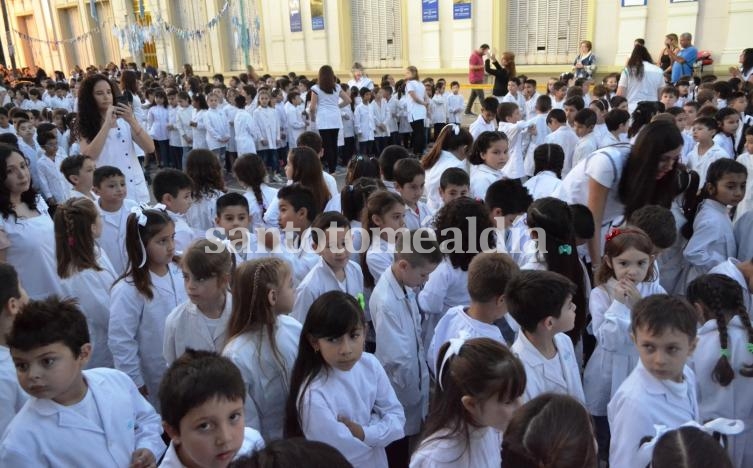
[468,50,485,84]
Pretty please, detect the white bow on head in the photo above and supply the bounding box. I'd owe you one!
[130,205,148,227]
[151,203,167,212]
[437,338,466,391]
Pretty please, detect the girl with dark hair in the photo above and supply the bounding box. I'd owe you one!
[77,74,153,203]
[309,65,352,173]
[185,148,226,232]
[616,45,665,113]
[421,123,472,212]
[738,48,753,83]
[404,66,428,156]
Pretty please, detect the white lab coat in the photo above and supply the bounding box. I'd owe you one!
[498,120,532,180]
[370,267,430,436]
[298,353,405,468]
[167,210,199,255]
[709,258,752,316]
[524,170,562,201]
[511,331,585,403]
[366,237,395,287]
[607,362,699,468]
[410,426,501,468]
[572,132,600,169]
[284,101,307,147]
[545,126,579,176]
[253,106,281,151]
[243,184,278,231]
[423,151,467,213]
[186,189,223,234]
[682,199,737,287]
[404,201,432,231]
[108,264,187,408]
[273,228,321,287]
[191,109,208,149]
[355,102,376,142]
[0,368,165,467]
[163,293,232,365]
[418,260,471,351]
[204,107,231,151]
[371,100,390,137]
[234,108,257,155]
[429,92,448,125]
[469,116,496,141]
[292,258,364,324]
[583,279,666,416]
[159,427,265,467]
[59,248,117,369]
[690,316,753,468]
[0,346,27,436]
[469,163,503,200]
[735,210,753,262]
[523,113,550,177]
[222,315,301,440]
[98,198,140,276]
[446,93,464,124]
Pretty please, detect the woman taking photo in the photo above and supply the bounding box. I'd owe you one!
[78,74,153,203]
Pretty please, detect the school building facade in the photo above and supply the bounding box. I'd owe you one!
[1,0,750,83]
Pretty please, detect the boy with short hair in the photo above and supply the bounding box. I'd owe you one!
[60,155,97,200]
[485,178,533,265]
[447,81,464,125]
[15,118,41,189]
[438,167,470,206]
[563,96,585,128]
[272,183,321,286]
[429,252,519,373]
[603,108,630,146]
[523,79,541,119]
[378,144,410,194]
[215,192,255,265]
[166,89,183,170]
[469,97,499,140]
[394,158,431,230]
[152,168,196,253]
[0,264,28,435]
[571,108,599,170]
[544,109,578,176]
[291,212,364,323]
[0,108,15,135]
[93,165,139,275]
[686,117,730,187]
[608,295,700,467]
[501,77,527,118]
[0,297,165,467]
[551,81,568,109]
[506,270,585,403]
[660,86,679,109]
[370,231,441,464]
[158,349,265,468]
[497,102,535,180]
[35,131,69,207]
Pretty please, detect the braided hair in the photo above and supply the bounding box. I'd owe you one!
[687,274,753,386]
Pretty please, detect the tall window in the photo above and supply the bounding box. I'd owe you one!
[351,0,403,69]
[506,0,588,65]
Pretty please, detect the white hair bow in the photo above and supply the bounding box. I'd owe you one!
[130,205,148,227]
[151,203,167,212]
[437,338,466,391]
[129,204,151,268]
[448,123,460,135]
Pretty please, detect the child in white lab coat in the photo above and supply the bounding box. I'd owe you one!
[571,108,600,168]
[419,197,496,349]
[185,149,226,233]
[233,154,278,231]
[544,109,579,176]
[233,95,257,157]
[469,131,509,200]
[341,177,384,263]
[0,264,28,436]
[285,91,308,149]
[507,270,585,403]
[147,90,170,168]
[92,166,139,276]
[285,291,405,468]
[687,274,753,468]
[291,212,364,323]
[151,168,197,254]
[205,93,232,170]
[523,143,564,200]
[607,295,700,468]
[446,81,464,125]
[222,258,300,441]
[35,131,69,207]
[682,159,747,287]
[54,197,117,369]
[109,207,187,408]
[686,117,730,188]
[468,97,499,141]
[253,90,282,178]
[583,227,665,459]
[394,158,432,230]
[60,155,97,201]
[361,190,406,289]
[734,127,753,221]
[497,102,536,180]
[163,239,232,365]
[355,87,376,156]
[410,338,526,468]
[159,350,265,468]
[189,94,209,150]
[429,253,519,374]
[0,297,165,467]
[370,234,441,465]
[420,124,471,213]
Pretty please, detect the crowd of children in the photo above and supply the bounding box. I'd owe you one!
[0,50,752,468]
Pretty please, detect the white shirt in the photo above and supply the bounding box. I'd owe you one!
[204,107,231,150]
[572,132,600,169]
[98,199,139,276]
[175,105,193,147]
[312,84,344,130]
[0,346,27,436]
[292,258,363,324]
[709,258,752,315]
[244,184,278,230]
[523,113,551,176]
[713,132,735,158]
[524,170,562,201]
[108,264,188,408]
[498,120,532,180]
[735,152,753,222]
[418,259,470,350]
[370,267,430,436]
[0,368,165,467]
[163,293,233,365]
[222,315,301,441]
[607,362,699,468]
[424,151,466,212]
[372,100,391,137]
[469,116,496,140]
[404,201,432,231]
[430,92,448,124]
[366,237,395,287]
[36,154,70,203]
[617,61,665,113]
[735,210,753,262]
[234,108,257,155]
[253,106,281,150]
[428,305,504,375]
[410,426,501,468]
[186,189,223,233]
[405,80,427,122]
[284,101,307,146]
[191,109,208,149]
[147,105,169,141]
[512,331,585,403]
[683,199,736,286]
[686,142,731,188]
[545,126,579,176]
[159,427,264,468]
[469,164,503,200]
[354,102,376,141]
[167,105,182,147]
[446,93,464,124]
[298,353,405,468]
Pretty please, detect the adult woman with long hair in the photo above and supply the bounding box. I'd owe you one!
[405,65,428,156]
[308,65,351,174]
[616,45,665,113]
[659,34,680,80]
[77,74,153,203]
[485,51,515,100]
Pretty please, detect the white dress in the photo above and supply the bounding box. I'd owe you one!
[95,118,150,204]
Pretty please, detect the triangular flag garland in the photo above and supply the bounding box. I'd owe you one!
[12,25,102,46]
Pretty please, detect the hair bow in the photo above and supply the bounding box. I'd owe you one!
[356,293,365,311]
[558,244,573,255]
[449,123,460,135]
[605,228,622,243]
[636,418,744,468]
[130,206,148,227]
[437,338,466,391]
[151,203,167,212]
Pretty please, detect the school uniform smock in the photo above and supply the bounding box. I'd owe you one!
[0,368,165,468]
[37,155,70,203]
[607,362,699,468]
[0,346,27,436]
[524,170,562,201]
[354,102,376,142]
[523,113,550,176]
[447,93,464,124]
[470,163,503,200]
[0,196,62,300]
[292,258,364,324]
[275,228,320,286]
[690,316,753,468]
[424,151,467,212]
[159,427,265,468]
[59,248,117,369]
[709,258,752,315]
[191,109,208,149]
[167,105,182,148]
[176,106,194,148]
[298,353,405,468]
[428,306,505,376]
[147,105,169,141]
[404,201,432,231]
[166,210,198,255]
[682,199,737,286]
[204,108,231,151]
[312,84,345,130]
[405,80,427,124]
[95,118,150,203]
[735,151,753,221]
[372,100,391,137]
[222,315,301,440]
[244,184,278,231]
[370,267,430,436]
[418,259,471,351]
[163,293,233,366]
[108,264,187,408]
[366,237,395,287]
[98,198,139,276]
[410,426,501,468]
[252,107,281,151]
[512,331,585,403]
[546,126,580,177]
[656,196,690,295]
[583,279,667,416]
[234,108,257,155]
[186,189,224,233]
[572,132,600,169]
[686,142,730,188]
[735,210,753,263]
[285,101,307,146]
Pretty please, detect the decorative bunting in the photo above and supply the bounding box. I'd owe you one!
[12,26,102,46]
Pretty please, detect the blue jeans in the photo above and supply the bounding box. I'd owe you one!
[258,149,277,174]
[155,139,169,167]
